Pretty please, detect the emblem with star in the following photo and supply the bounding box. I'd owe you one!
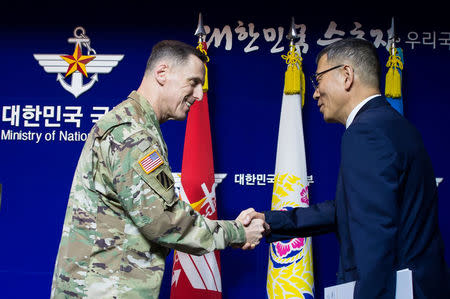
[60,43,95,77]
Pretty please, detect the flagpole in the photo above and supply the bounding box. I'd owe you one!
[170,13,222,299]
[266,17,314,299]
[385,17,404,115]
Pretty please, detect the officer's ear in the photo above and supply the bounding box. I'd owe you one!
[154,62,169,86]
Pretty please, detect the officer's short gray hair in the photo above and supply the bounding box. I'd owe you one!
[145,40,207,73]
[316,38,381,88]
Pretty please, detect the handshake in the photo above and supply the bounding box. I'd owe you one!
[235,208,270,250]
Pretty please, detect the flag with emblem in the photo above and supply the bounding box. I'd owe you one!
[170,15,222,299]
[266,38,314,298]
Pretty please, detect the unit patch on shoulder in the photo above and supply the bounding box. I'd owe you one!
[156,171,174,191]
[139,150,163,174]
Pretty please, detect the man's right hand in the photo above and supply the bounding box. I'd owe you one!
[236,207,266,226]
[236,208,270,250]
[241,218,265,250]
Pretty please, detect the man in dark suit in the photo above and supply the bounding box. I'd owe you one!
[242,38,449,298]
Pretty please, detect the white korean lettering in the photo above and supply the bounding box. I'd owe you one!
[22,105,42,127]
[350,22,365,39]
[370,29,387,49]
[91,106,109,123]
[206,25,232,50]
[317,21,345,46]
[43,106,61,128]
[63,106,83,128]
[405,32,420,49]
[263,27,285,53]
[2,105,20,127]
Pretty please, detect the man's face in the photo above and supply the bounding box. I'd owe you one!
[312,55,347,124]
[163,55,205,121]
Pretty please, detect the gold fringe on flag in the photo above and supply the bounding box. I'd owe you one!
[385,47,403,98]
[196,42,210,92]
[282,44,305,106]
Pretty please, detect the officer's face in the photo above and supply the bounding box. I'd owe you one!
[164,55,204,121]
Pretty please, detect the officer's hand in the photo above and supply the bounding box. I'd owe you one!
[241,218,265,250]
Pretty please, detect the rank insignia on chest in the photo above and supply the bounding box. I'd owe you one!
[139,150,163,174]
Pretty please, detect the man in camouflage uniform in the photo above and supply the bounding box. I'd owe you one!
[51,40,265,298]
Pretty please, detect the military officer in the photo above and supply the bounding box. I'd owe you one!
[51,40,265,299]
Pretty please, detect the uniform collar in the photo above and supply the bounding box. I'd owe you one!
[128,90,168,155]
[128,90,162,129]
[128,91,158,122]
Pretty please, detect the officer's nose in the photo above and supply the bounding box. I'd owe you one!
[193,84,203,101]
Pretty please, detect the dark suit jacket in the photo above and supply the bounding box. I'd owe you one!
[265,96,449,299]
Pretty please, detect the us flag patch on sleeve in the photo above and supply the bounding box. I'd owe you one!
[139,150,164,174]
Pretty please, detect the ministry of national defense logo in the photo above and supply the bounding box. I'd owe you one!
[34,26,124,98]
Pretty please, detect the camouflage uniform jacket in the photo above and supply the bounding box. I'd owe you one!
[51,91,245,299]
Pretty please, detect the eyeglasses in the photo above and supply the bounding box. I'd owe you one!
[310,64,344,90]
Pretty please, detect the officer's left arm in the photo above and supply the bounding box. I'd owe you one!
[342,124,400,299]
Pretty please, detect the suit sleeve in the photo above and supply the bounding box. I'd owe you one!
[342,124,399,299]
[264,200,336,243]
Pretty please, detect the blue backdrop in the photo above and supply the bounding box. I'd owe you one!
[1,3,449,298]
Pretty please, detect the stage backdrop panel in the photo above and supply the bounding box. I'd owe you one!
[0,8,449,299]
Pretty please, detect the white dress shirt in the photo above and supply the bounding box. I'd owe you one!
[345,94,381,129]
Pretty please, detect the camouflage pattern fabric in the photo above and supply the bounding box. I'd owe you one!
[51,91,245,299]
